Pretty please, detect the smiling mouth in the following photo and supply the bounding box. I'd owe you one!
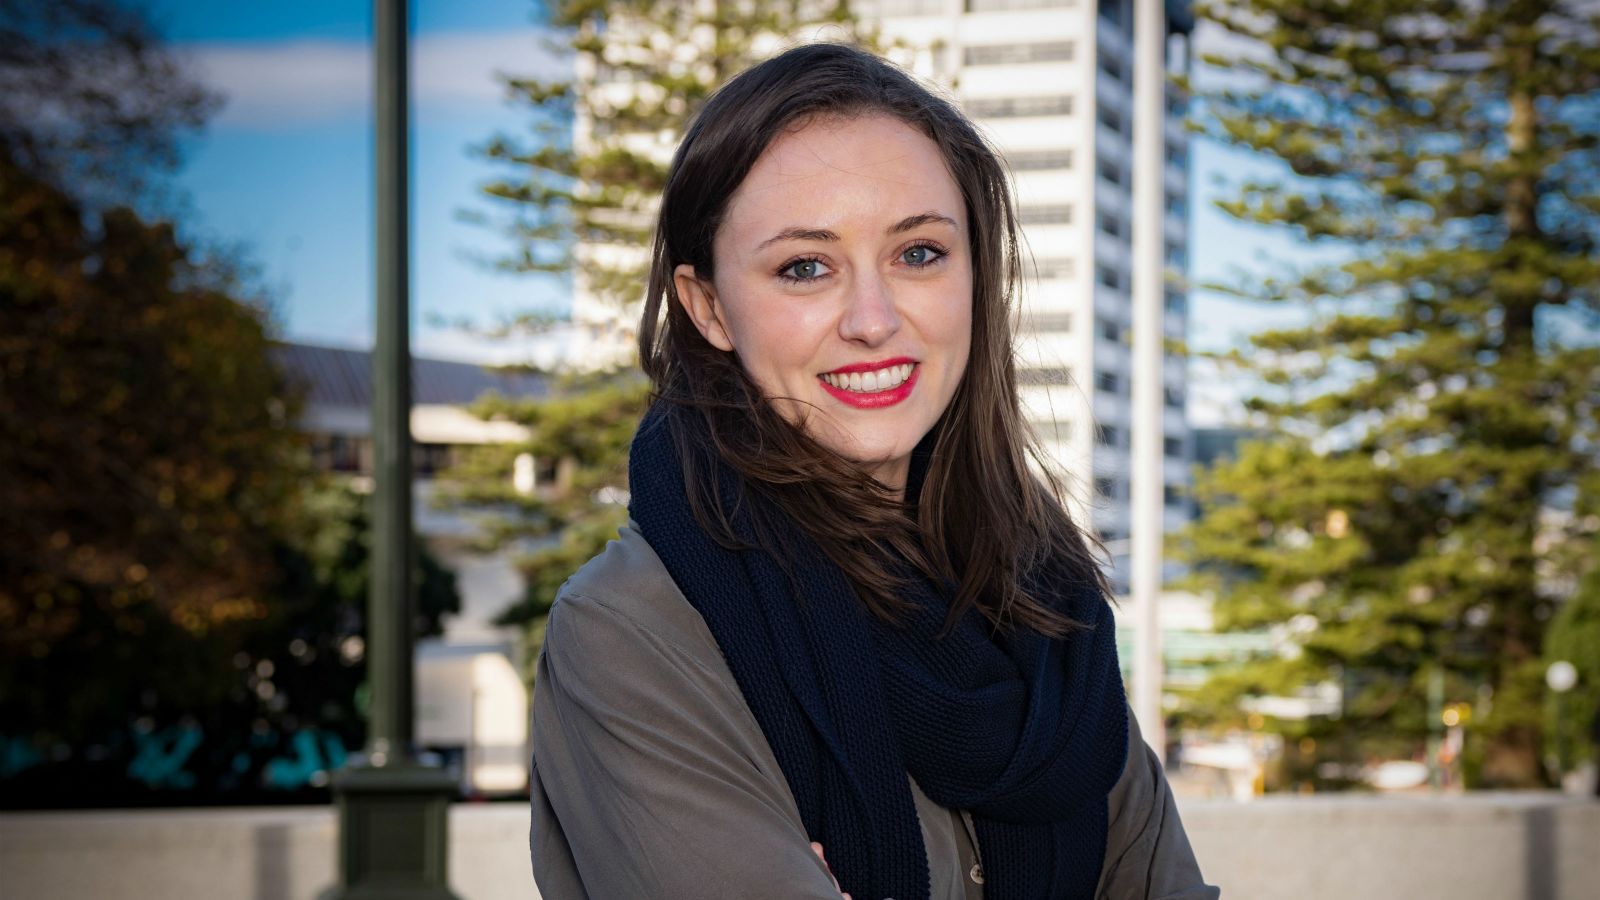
[817,359,920,409]
[819,362,915,393]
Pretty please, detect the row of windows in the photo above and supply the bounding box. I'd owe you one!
[968,0,1079,11]
[308,436,491,478]
[967,95,1074,119]
[1098,152,1189,188]
[1027,311,1074,332]
[877,0,1080,18]
[1019,204,1073,225]
[1095,478,1190,506]
[1095,98,1191,138]
[1100,225,1190,272]
[1008,148,1073,171]
[1018,366,1074,386]
[1031,256,1074,280]
[965,40,1076,66]
[1018,308,1188,342]
[1092,425,1189,456]
[1014,363,1185,408]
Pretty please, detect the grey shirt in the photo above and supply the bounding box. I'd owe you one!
[530,526,1219,900]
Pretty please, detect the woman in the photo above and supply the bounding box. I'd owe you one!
[530,42,1217,900]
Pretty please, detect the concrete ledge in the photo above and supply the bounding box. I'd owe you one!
[1180,793,1600,900]
[2,794,1596,899]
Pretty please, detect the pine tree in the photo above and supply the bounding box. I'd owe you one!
[446,1,893,679]
[1179,0,1600,787]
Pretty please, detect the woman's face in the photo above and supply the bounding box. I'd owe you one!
[675,114,973,494]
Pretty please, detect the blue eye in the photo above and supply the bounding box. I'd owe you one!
[901,243,946,267]
[778,257,829,283]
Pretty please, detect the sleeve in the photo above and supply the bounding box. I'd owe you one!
[529,589,845,900]
[1095,707,1221,900]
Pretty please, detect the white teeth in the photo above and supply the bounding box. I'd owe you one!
[823,364,916,393]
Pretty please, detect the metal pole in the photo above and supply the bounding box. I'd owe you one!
[1130,0,1168,755]
[369,0,412,768]
[323,2,459,896]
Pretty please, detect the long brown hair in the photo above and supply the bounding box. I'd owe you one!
[638,42,1109,635]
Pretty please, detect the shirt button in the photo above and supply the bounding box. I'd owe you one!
[970,863,985,884]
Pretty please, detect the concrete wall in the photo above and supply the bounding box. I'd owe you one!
[2,794,1596,900]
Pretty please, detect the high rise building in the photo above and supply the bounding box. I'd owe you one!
[865,0,1195,592]
[570,0,1194,592]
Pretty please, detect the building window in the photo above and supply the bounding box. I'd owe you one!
[1097,210,1124,238]
[1096,317,1121,343]
[1031,256,1074,279]
[964,41,1076,66]
[1098,50,1123,81]
[1164,436,1185,458]
[310,434,371,474]
[1019,204,1073,225]
[1096,424,1122,446]
[1095,476,1120,499]
[1007,148,1073,171]
[1164,483,1186,506]
[1164,290,1186,314]
[967,0,1079,11]
[1027,311,1073,332]
[1095,370,1121,394]
[1164,385,1184,408]
[1097,155,1124,186]
[1165,195,1186,217]
[1098,0,1123,25]
[1035,419,1072,443]
[1018,366,1074,385]
[1096,263,1122,290]
[966,95,1074,119]
[1097,104,1124,135]
[414,442,456,476]
[879,0,949,14]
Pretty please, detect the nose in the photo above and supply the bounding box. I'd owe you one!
[838,268,901,347]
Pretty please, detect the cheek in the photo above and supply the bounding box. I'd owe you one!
[720,289,834,385]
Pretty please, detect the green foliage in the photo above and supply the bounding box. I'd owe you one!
[1179,0,1600,788]
[1543,541,1600,767]
[0,144,309,740]
[448,1,888,677]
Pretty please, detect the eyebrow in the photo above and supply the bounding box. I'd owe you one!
[754,211,958,251]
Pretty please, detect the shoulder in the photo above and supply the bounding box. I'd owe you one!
[543,522,730,686]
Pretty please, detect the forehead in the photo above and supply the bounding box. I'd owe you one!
[718,114,966,253]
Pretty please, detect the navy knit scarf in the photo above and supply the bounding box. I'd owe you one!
[628,405,1128,900]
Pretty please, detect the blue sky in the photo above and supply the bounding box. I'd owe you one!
[148,0,1306,425]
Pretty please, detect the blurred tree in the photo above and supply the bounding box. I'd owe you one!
[1543,538,1600,770]
[1180,0,1600,788]
[0,0,466,805]
[0,147,308,744]
[0,0,218,207]
[446,1,886,681]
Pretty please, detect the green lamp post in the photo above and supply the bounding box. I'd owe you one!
[324,1,460,897]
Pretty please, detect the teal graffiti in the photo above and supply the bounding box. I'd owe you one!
[0,735,42,779]
[262,728,347,790]
[126,723,202,789]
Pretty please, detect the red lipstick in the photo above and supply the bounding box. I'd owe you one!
[818,357,919,409]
